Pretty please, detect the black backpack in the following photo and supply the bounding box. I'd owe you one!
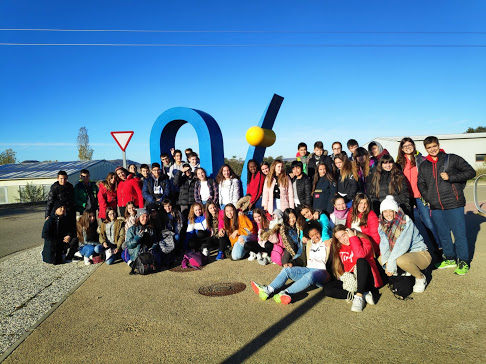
[130,252,157,275]
[388,275,415,300]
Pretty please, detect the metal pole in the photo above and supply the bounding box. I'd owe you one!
[122,151,127,169]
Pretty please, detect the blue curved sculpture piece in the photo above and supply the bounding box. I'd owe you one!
[241,94,284,194]
[150,107,224,177]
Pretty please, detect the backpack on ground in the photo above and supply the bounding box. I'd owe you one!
[181,251,205,270]
[159,230,175,254]
[130,252,157,275]
[388,274,415,300]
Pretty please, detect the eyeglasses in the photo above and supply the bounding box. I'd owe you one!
[402,144,414,149]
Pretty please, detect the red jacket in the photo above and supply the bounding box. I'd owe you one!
[97,181,117,219]
[117,174,144,208]
[339,235,383,288]
[345,211,380,257]
[247,171,265,205]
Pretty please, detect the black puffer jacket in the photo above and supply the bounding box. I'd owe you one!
[41,209,71,264]
[173,170,196,206]
[307,154,334,180]
[417,151,475,210]
[367,169,411,216]
[335,171,358,203]
[292,174,312,206]
[45,181,75,218]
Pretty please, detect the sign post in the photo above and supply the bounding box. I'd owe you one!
[111,131,134,169]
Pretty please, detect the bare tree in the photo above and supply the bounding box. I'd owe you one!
[77,127,94,161]
[0,148,16,165]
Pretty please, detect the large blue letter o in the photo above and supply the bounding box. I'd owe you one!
[150,107,224,177]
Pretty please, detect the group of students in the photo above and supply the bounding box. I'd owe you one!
[41,136,476,311]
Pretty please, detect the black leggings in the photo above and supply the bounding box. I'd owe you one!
[324,258,375,299]
[244,240,273,255]
[218,235,232,252]
[201,236,220,251]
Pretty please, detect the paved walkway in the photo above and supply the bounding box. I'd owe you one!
[3,213,485,363]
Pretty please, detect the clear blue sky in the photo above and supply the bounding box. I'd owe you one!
[1,1,485,164]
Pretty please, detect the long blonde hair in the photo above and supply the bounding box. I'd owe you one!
[266,160,289,188]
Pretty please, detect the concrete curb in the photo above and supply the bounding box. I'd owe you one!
[0,262,101,363]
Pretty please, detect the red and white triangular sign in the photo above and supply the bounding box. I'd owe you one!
[111,131,134,152]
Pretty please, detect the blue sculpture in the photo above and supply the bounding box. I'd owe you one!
[150,107,224,177]
[241,94,284,193]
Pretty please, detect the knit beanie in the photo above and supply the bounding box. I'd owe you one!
[136,208,148,218]
[53,200,66,212]
[272,209,283,220]
[380,195,399,213]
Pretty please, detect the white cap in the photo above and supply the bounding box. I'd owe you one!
[380,195,399,213]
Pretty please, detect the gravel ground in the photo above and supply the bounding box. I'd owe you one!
[0,246,97,355]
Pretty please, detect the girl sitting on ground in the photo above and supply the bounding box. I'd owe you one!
[345,193,381,257]
[298,205,332,247]
[123,208,158,268]
[329,196,350,228]
[99,207,125,265]
[162,199,183,254]
[217,203,256,261]
[124,201,137,237]
[201,200,224,257]
[378,195,432,293]
[323,225,383,312]
[251,220,331,305]
[246,208,280,265]
[185,202,209,252]
[76,209,103,265]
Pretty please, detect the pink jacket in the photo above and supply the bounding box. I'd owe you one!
[261,176,294,214]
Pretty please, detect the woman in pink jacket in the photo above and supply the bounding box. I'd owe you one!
[262,160,294,214]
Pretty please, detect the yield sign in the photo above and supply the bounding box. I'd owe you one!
[111,131,134,152]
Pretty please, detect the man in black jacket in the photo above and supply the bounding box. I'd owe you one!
[417,136,476,275]
[173,163,197,219]
[142,163,172,208]
[45,171,76,258]
[291,161,312,208]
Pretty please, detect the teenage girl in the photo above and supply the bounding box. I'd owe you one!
[251,221,331,305]
[217,203,256,261]
[194,168,219,205]
[345,193,381,257]
[124,201,137,237]
[99,207,125,265]
[97,172,117,220]
[76,209,103,265]
[185,202,209,251]
[215,164,241,208]
[351,147,372,193]
[262,160,294,214]
[329,196,350,227]
[312,162,336,214]
[201,200,224,256]
[115,167,143,216]
[245,159,265,210]
[333,153,358,206]
[323,225,383,312]
[246,208,279,265]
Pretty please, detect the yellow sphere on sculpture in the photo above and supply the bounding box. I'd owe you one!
[246,126,276,147]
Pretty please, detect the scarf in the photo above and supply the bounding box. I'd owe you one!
[379,208,407,250]
[333,207,349,221]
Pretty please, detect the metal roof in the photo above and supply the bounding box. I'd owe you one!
[366,132,486,144]
[0,160,116,180]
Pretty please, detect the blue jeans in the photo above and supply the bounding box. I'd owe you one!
[269,267,328,295]
[415,198,440,248]
[79,244,104,258]
[431,207,469,263]
[231,239,248,260]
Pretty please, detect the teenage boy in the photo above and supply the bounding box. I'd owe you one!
[140,164,151,182]
[188,152,200,172]
[417,136,476,275]
[291,161,312,207]
[42,201,74,264]
[185,148,193,161]
[307,141,334,180]
[296,142,310,174]
[173,163,197,218]
[74,169,99,214]
[160,153,173,176]
[142,163,172,208]
[347,139,359,161]
[169,149,186,179]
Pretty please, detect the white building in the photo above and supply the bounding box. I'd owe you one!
[364,133,486,168]
[0,160,118,205]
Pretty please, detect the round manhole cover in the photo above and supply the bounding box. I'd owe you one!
[198,282,246,297]
[169,266,199,273]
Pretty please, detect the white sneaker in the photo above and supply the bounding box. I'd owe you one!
[413,274,427,293]
[261,252,268,259]
[364,291,375,305]
[202,248,209,257]
[74,251,83,258]
[258,256,270,266]
[248,252,257,261]
[105,248,113,261]
[256,252,262,261]
[351,295,365,312]
[84,256,92,265]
